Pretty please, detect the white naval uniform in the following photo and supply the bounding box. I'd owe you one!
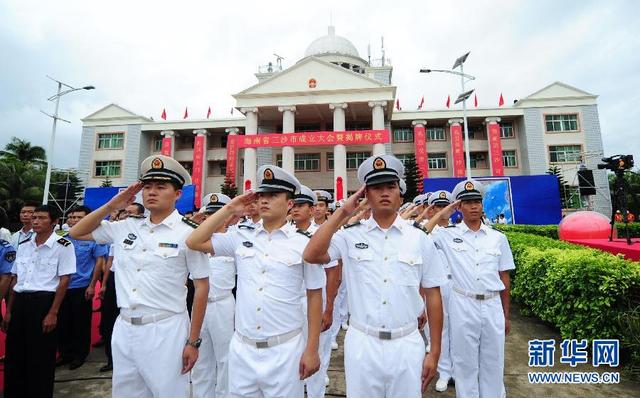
[432,224,454,382]
[327,215,447,398]
[433,222,515,398]
[190,254,236,398]
[302,223,338,398]
[92,210,209,398]
[211,222,326,398]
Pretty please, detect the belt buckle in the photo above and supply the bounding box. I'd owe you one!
[379,330,392,340]
[131,317,143,325]
[475,294,485,300]
[255,341,269,349]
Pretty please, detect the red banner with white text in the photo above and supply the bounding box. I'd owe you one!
[413,124,428,179]
[192,135,205,207]
[161,137,172,156]
[450,124,466,178]
[235,130,389,148]
[488,122,504,176]
[226,135,238,184]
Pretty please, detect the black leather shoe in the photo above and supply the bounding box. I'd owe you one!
[55,357,73,367]
[69,360,85,370]
[99,363,113,373]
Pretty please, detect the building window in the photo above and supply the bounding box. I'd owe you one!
[95,160,121,177]
[176,135,194,150]
[502,150,517,168]
[97,133,124,150]
[467,152,488,169]
[395,154,414,167]
[346,152,371,170]
[179,161,193,175]
[545,114,578,132]
[152,136,163,152]
[549,145,582,163]
[427,127,446,141]
[393,128,414,143]
[207,161,226,176]
[428,153,447,169]
[327,153,334,170]
[221,135,228,148]
[276,153,320,171]
[500,123,514,138]
[465,125,487,140]
[346,122,371,131]
[295,124,321,133]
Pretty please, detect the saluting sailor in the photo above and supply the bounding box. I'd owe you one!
[304,154,447,398]
[69,155,210,398]
[187,165,325,398]
[190,192,236,398]
[4,205,76,398]
[429,179,515,398]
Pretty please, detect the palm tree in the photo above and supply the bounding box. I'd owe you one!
[0,160,44,228]
[0,137,47,165]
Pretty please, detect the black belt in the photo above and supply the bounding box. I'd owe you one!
[15,291,55,298]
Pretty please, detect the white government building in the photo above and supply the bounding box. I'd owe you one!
[79,26,611,214]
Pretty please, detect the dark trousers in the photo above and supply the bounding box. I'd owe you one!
[5,292,57,398]
[58,287,92,362]
[100,274,119,365]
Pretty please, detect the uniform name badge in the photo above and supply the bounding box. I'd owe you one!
[158,242,179,248]
[355,242,368,249]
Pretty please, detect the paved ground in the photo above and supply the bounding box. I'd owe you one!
[52,303,639,397]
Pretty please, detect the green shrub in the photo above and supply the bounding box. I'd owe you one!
[493,224,559,239]
[616,222,640,238]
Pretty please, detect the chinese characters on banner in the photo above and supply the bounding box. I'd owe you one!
[450,124,466,178]
[235,129,390,149]
[226,135,238,183]
[192,135,205,207]
[161,137,172,156]
[413,124,429,178]
[488,122,504,176]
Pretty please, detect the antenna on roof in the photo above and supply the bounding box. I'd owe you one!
[367,43,371,65]
[381,36,385,67]
[273,53,284,71]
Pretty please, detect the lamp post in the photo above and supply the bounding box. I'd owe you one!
[42,77,94,204]
[420,52,475,179]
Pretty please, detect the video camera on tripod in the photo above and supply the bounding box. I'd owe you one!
[598,154,634,172]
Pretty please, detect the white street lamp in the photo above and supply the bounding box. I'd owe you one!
[420,52,475,179]
[42,76,94,204]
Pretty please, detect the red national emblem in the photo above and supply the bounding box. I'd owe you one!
[308,78,317,88]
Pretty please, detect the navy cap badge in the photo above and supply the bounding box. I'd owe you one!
[373,157,386,170]
[210,194,218,203]
[264,168,274,180]
[439,191,447,199]
[465,181,474,191]
[151,158,163,169]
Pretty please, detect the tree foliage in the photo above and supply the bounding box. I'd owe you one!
[402,154,423,202]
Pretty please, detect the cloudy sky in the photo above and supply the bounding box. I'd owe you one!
[1,0,639,169]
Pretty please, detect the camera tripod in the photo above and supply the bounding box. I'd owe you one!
[609,170,633,245]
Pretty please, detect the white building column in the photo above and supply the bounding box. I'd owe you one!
[160,130,175,157]
[241,107,258,191]
[278,106,296,174]
[369,101,387,155]
[330,103,348,198]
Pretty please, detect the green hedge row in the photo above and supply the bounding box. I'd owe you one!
[505,231,640,375]
[616,222,640,238]
[493,224,559,239]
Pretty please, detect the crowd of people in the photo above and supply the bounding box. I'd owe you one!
[0,153,515,398]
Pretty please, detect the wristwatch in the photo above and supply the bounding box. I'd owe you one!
[186,338,202,349]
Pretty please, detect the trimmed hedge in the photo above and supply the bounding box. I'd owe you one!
[504,231,640,375]
[616,222,640,238]
[493,224,559,239]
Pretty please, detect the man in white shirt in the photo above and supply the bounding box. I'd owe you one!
[69,155,210,398]
[187,165,325,398]
[4,204,76,397]
[10,201,37,248]
[304,154,446,397]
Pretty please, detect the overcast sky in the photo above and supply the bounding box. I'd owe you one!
[1,0,639,169]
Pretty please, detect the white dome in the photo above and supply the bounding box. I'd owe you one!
[304,26,360,58]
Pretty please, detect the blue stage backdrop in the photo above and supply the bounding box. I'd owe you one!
[422,175,562,225]
[84,185,196,215]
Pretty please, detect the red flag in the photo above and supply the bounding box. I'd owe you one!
[161,108,166,120]
[183,107,189,119]
[499,93,504,107]
[396,98,401,111]
[418,95,424,110]
[446,95,451,108]
[474,94,478,108]
[207,106,211,119]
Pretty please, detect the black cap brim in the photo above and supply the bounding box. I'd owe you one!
[366,175,400,186]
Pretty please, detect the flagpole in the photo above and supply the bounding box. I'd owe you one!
[460,63,471,179]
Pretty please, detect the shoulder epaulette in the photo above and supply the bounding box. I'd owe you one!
[296,229,312,238]
[343,221,362,229]
[57,237,72,247]
[411,221,429,234]
[128,214,146,219]
[238,224,255,230]
[181,217,199,229]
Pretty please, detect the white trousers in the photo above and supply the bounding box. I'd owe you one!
[330,281,348,343]
[112,312,189,398]
[437,280,454,380]
[191,295,235,398]
[344,326,425,398]
[228,332,305,398]
[305,328,333,398]
[450,292,506,398]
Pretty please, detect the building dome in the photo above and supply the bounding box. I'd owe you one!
[304,26,360,58]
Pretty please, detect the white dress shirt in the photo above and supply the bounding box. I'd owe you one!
[92,210,209,314]
[328,214,447,329]
[432,221,515,293]
[11,228,34,249]
[12,232,76,293]
[211,222,325,339]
